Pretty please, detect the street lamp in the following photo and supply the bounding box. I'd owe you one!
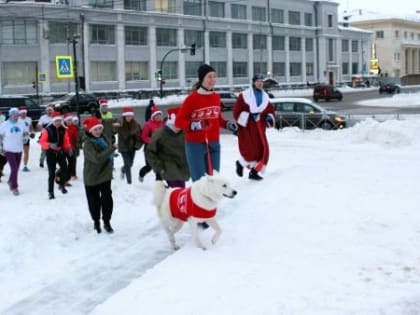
[72,34,81,123]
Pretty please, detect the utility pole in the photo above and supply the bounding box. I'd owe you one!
[72,34,81,123]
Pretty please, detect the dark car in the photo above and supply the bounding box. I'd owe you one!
[0,95,44,125]
[218,91,238,111]
[313,84,343,102]
[379,82,401,94]
[48,93,99,114]
[271,97,346,130]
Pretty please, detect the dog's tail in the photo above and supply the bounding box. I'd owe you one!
[153,180,167,209]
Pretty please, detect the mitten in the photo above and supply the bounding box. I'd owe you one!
[30,133,35,139]
[250,113,260,121]
[265,115,274,127]
[49,143,58,150]
[226,120,238,133]
[190,121,202,131]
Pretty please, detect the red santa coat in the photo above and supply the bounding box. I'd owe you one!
[233,88,275,171]
[169,187,216,222]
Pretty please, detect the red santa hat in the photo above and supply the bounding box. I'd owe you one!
[64,113,73,122]
[122,106,134,117]
[19,106,27,114]
[150,105,162,119]
[99,99,108,107]
[72,115,79,122]
[51,111,63,123]
[83,117,103,133]
[166,106,180,125]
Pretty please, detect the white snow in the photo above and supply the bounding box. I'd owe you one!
[1,98,420,314]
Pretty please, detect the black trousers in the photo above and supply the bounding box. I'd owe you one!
[0,154,7,174]
[67,153,77,177]
[121,151,135,183]
[46,150,69,193]
[85,181,113,223]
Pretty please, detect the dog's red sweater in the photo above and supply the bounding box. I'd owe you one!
[169,187,216,222]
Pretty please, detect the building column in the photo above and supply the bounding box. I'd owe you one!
[267,33,273,77]
[285,36,290,82]
[83,18,90,91]
[336,38,342,83]
[116,22,125,90]
[39,20,50,94]
[301,37,307,84]
[248,32,253,79]
[204,30,210,65]
[226,31,233,86]
[149,26,157,89]
[178,28,186,88]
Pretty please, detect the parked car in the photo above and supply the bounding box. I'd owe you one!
[379,82,401,94]
[271,97,346,130]
[312,84,343,102]
[0,95,44,125]
[47,93,99,114]
[218,91,238,111]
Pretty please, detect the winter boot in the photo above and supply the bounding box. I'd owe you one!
[103,221,114,234]
[120,167,125,180]
[49,192,55,200]
[248,168,263,181]
[235,160,243,177]
[94,221,102,234]
[59,185,68,194]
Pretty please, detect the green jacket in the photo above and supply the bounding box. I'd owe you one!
[83,135,115,186]
[101,112,117,142]
[146,125,190,181]
[116,119,142,153]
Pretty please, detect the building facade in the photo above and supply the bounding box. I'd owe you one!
[351,17,420,78]
[0,0,371,95]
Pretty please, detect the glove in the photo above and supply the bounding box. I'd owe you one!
[49,143,58,150]
[190,121,202,131]
[226,120,238,133]
[265,115,274,126]
[30,133,35,139]
[250,113,260,121]
[67,149,74,157]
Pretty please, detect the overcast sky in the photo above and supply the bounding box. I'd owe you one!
[335,0,420,17]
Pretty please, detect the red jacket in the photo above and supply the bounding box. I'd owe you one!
[175,90,228,143]
[141,119,163,144]
[39,125,72,152]
[169,187,216,222]
[66,125,79,150]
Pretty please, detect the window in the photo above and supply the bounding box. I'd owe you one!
[90,25,115,44]
[90,61,117,81]
[185,61,202,78]
[290,62,302,76]
[342,39,349,52]
[328,38,334,62]
[184,0,202,16]
[48,22,78,44]
[161,61,178,79]
[253,34,266,50]
[211,61,227,77]
[3,62,36,85]
[0,20,38,45]
[233,62,247,77]
[306,62,314,76]
[289,37,301,51]
[271,9,284,23]
[231,4,247,20]
[272,35,285,50]
[376,30,384,39]
[156,28,177,46]
[288,11,300,25]
[209,31,226,48]
[88,0,113,8]
[411,32,414,40]
[395,30,399,38]
[252,6,266,22]
[125,26,148,45]
[254,62,267,75]
[155,0,176,13]
[304,13,312,26]
[232,33,247,49]
[351,40,358,52]
[126,61,149,80]
[342,62,349,75]
[351,62,358,74]
[328,14,333,27]
[404,31,407,39]
[124,0,146,10]
[418,34,420,41]
[184,30,204,47]
[273,62,285,76]
[209,1,225,18]
[305,38,313,51]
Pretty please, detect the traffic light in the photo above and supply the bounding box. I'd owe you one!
[155,69,162,81]
[78,76,86,90]
[32,81,36,89]
[190,43,196,56]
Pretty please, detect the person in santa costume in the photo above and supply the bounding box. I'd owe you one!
[233,74,275,180]
[18,106,35,172]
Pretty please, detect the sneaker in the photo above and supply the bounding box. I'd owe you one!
[138,174,144,182]
[120,167,125,180]
[94,221,102,234]
[49,192,55,200]
[59,185,68,194]
[22,166,30,172]
[249,168,263,181]
[103,222,114,234]
[235,160,243,177]
[12,189,20,196]
[39,162,44,168]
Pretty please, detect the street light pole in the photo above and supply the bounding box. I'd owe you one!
[72,35,81,123]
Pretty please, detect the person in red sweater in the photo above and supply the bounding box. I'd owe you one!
[138,105,163,182]
[233,74,275,180]
[175,64,238,182]
[64,113,80,181]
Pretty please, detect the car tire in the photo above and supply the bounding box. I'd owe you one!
[321,121,333,130]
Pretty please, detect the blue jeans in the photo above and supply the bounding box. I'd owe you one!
[185,141,220,182]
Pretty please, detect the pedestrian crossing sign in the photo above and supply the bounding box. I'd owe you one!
[55,56,73,79]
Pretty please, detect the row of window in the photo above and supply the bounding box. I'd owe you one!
[376,29,420,41]
[3,61,329,86]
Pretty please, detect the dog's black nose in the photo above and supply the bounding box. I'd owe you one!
[232,190,237,196]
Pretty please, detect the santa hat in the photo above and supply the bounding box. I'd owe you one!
[64,113,73,122]
[19,106,27,114]
[150,105,162,119]
[99,99,108,107]
[45,105,54,112]
[166,107,180,126]
[122,106,134,117]
[51,111,63,123]
[83,116,103,133]
[72,115,79,122]
[9,107,20,116]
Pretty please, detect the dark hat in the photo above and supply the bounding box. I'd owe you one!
[197,64,215,82]
[252,74,265,82]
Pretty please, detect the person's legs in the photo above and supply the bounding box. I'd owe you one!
[5,152,22,191]
[22,143,30,171]
[208,141,221,173]
[185,142,207,182]
[99,180,114,233]
[46,151,57,196]
[85,185,101,233]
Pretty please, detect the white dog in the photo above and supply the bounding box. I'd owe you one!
[153,172,237,250]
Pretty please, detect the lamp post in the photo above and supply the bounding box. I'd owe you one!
[72,34,81,123]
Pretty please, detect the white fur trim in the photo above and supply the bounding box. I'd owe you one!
[89,123,103,132]
[122,112,134,117]
[151,110,162,118]
[237,111,249,127]
[241,87,270,113]
[51,116,63,122]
